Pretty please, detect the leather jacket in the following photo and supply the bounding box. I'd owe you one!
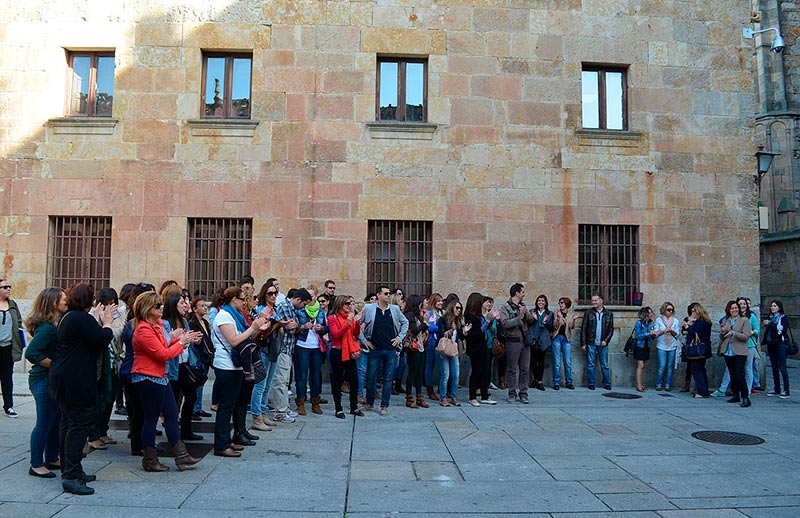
[580,308,614,347]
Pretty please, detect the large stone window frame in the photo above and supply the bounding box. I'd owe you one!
[578,224,639,305]
[581,64,628,131]
[367,220,432,297]
[201,52,253,119]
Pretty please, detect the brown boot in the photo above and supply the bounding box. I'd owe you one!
[310,397,323,415]
[295,397,306,416]
[406,394,418,408]
[416,394,429,408]
[172,441,200,471]
[426,386,440,401]
[142,447,169,472]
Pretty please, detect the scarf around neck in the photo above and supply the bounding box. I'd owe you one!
[221,304,248,333]
[305,301,320,319]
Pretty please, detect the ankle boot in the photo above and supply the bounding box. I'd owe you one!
[394,380,406,394]
[295,397,306,416]
[406,394,418,408]
[172,441,200,471]
[251,414,272,431]
[426,386,440,401]
[311,397,323,415]
[416,394,429,408]
[142,446,169,472]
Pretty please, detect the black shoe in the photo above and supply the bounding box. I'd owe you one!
[181,432,203,441]
[242,430,260,441]
[62,478,94,496]
[565,384,575,390]
[29,467,56,478]
[335,411,346,419]
[553,385,560,390]
[199,410,212,417]
[536,382,545,392]
[588,385,596,390]
[155,430,163,437]
[603,385,612,390]
[81,474,96,483]
[350,409,365,417]
[45,462,61,471]
[115,406,128,416]
[740,398,752,408]
[727,396,741,403]
[233,434,256,447]
[191,413,202,421]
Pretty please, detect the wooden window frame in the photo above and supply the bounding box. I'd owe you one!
[47,216,113,289]
[201,52,253,119]
[581,65,628,131]
[375,57,428,122]
[186,218,252,298]
[367,220,432,297]
[578,224,639,305]
[65,51,115,117]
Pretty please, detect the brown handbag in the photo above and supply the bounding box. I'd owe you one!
[436,337,458,358]
[491,338,505,358]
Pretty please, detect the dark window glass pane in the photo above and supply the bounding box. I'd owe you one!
[379,62,398,120]
[232,57,251,118]
[70,56,91,115]
[205,57,226,117]
[405,62,424,122]
[95,56,115,117]
[606,71,624,130]
[581,70,599,129]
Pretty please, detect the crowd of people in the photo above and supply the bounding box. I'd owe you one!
[0,276,793,496]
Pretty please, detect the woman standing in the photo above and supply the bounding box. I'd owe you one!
[737,297,760,394]
[249,282,280,431]
[294,285,327,416]
[131,291,202,472]
[528,295,554,392]
[162,294,202,441]
[187,297,214,421]
[424,293,444,400]
[0,278,23,418]
[327,295,365,418]
[49,283,114,495]
[653,302,681,391]
[763,300,791,398]
[685,304,712,398]
[211,287,268,457]
[25,287,67,478]
[718,300,752,407]
[437,300,469,407]
[402,295,429,408]
[551,297,578,390]
[633,306,657,392]
[465,292,495,407]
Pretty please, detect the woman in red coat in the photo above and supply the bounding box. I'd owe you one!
[327,295,364,419]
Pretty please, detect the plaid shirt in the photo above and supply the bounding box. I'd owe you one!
[275,299,299,354]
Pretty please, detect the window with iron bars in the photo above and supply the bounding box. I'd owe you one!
[48,216,112,290]
[367,220,432,298]
[186,218,252,298]
[578,224,639,305]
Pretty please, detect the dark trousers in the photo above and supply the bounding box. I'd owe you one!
[688,359,708,396]
[113,370,125,408]
[768,341,790,393]
[234,379,254,437]
[530,347,546,384]
[178,366,198,437]
[89,350,114,441]
[330,350,359,412]
[405,349,424,397]
[213,368,242,451]
[135,379,180,448]
[59,402,94,481]
[724,355,748,400]
[123,381,144,453]
[0,345,14,411]
[468,346,490,400]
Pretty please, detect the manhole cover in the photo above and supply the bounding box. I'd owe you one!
[691,431,765,446]
[602,392,643,399]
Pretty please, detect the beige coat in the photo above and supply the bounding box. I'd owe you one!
[717,316,751,357]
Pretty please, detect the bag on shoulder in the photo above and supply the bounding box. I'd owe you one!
[436,337,458,358]
[623,328,636,357]
[236,339,266,383]
[785,323,799,356]
[491,337,505,358]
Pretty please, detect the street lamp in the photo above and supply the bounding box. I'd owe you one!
[754,145,779,197]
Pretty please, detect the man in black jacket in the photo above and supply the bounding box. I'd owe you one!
[580,293,614,390]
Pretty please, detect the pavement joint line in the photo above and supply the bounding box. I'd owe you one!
[342,411,356,518]
[432,413,468,485]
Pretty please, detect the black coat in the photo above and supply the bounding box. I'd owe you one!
[49,309,113,406]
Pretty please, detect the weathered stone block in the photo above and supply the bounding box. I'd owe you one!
[360,28,446,55]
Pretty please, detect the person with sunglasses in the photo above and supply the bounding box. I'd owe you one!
[327,295,364,418]
[0,279,23,418]
[248,281,282,431]
[653,301,681,391]
[436,300,469,407]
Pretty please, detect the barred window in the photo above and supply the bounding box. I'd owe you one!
[578,224,639,305]
[367,220,432,297]
[48,216,112,289]
[186,218,252,298]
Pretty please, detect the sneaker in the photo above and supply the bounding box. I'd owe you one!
[115,406,128,416]
[274,413,296,423]
[469,399,480,407]
[767,390,779,396]
[655,386,663,391]
[711,390,725,397]
[754,386,766,392]
[519,396,529,404]
[603,384,612,391]
[379,406,389,416]
[489,383,499,390]
[507,394,517,403]
[750,389,758,395]
[778,392,791,399]
[553,385,560,391]
[481,398,497,405]
[588,385,596,391]
[4,408,18,418]
[565,384,575,390]
[287,409,299,418]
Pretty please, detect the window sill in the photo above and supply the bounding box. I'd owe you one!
[186,119,259,137]
[48,117,118,136]
[574,128,643,148]
[366,122,437,141]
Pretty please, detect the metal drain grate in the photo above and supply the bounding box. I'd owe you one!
[691,431,765,446]
[602,392,643,400]
[109,419,216,433]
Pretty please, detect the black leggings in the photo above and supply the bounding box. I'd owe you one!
[178,365,198,436]
[330,351,359,412]
[724,355,748,400]
[405,349,424,396]
[0,345,14,411]
[530,347,546,384]
[468,346,490,400]
[123,381,144,453]
[213,368,242,451]
[135,379,180,448]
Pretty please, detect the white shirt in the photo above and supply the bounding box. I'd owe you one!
[296,327,320,349]
[211,309,242,371]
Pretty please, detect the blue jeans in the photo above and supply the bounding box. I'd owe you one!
[768,341,790,393]
[551,335,573,386]
[250,348,278,415]
[294,346,322,400]
[357,351,367,396]
[393,350,407,385]
[30,378,60,468]
[656,349,676,388]
[586,344,610,387]
[424,336,438,387]
[437,353,460,399]
[366,348,397,407]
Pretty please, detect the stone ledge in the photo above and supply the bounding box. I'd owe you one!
[47,117,118,135]
[574,128,643,148]
[366,122,437,140]
[186,119,259,137]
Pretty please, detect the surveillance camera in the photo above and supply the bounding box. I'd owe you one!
[771,34,786,54]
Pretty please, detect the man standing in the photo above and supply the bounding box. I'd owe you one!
[324,280,336,300]
[580,293,614,390]
[499,283,535,403]
[270,288,312,422]
[361,285,408,416]
[0,279,23,418]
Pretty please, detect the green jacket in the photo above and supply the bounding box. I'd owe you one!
[4,299,24,362]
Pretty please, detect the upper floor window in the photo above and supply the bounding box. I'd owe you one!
[582,65,627,130]
[186,218,252,298]
[367,220,432,297]
[376,57,427,122]
[578,224,639,305]
[48,216,112,289]
[202,53,252,119]
[67,52,115,117]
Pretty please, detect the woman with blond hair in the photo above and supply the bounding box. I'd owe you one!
[424,293,444,400]
[653,301,681,391]
[25,287,67,478]
[686,303,712,398]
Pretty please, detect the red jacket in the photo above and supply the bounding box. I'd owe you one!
[132,320,183,378]
[327,313,361,362]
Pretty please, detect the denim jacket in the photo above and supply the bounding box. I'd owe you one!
[634,320,655,348]
[295,307,328,343]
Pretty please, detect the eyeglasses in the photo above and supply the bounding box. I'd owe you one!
[344,302,353,306]
[266,291,277,296]
[666,308,674,312]
[369,297,377,302]
[326,286,336,290]
[558,301,565,305]
[154,303,163,310]
[455,306,462,311]
[381,291,391,296]
[0,285,10,290]
[236,297,246,301]
[318,298,327,304]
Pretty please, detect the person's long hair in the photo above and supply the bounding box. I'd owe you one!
[693,303,711,325]
[331,295,351,316]
[464,292,483,319]
[443,300,464,330]
[25,287,65,335]
[132,291,160,330]
[162,293,186,330]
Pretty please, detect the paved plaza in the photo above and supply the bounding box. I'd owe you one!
[1,362,799,518]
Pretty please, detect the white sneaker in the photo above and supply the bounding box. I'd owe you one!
[481,399,497,405]
[779,392,791,399]
[4,408,18,418]
[274,413,296,423]
[468,400,480,407]
[287,409,299,418]
[489,383,499,390]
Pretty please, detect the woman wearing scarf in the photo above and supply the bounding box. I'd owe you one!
[653,301,681,391]
[211,286,268,457]
[717,300,752,407]
[293,285,328,415]
[327,295,365,418]
[763,300,791,398]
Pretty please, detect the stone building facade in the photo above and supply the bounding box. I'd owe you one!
[1,1,759,384]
